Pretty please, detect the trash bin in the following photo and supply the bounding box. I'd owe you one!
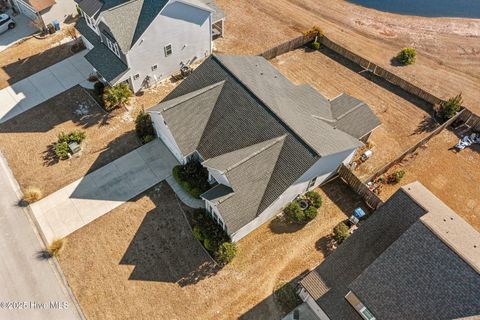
[52,20,60,31]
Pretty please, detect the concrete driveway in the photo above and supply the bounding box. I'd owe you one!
[0,13,37,53]
[0,50,93,123]
[30,139,180,243]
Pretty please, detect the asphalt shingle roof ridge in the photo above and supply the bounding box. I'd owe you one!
[160,81,226,112]
[223,135,287,174]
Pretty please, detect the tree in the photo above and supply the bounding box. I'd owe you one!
[396,48,416,65]
[440,94,462,119]
[135,109,155,143]
[102,83,133,110]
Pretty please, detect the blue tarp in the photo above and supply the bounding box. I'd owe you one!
[354,208,366,219]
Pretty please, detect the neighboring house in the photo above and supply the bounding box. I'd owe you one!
[298,181,480,320]
[9,0,77,28]
[148,54,380,242]
[75,0,225,92]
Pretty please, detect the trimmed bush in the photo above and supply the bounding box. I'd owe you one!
[274,281,302,313]
[23,187,42,204]
[94,81,105,95]
[54,142,70,160]
[58,131,86,144]
[48,239,66,257]
[135,110,155,144]
[396,48,416,65]
[305,206,318,220]
[310,41,320,50]
[217,242,237,264]
[387,170,405,184]
[192,225,204,241]
[305,191,322,208]
[172,160,210,199]
[284,201,304,222]
[333,222,350,244]
[440,94,462,120]
[102,82,133,110]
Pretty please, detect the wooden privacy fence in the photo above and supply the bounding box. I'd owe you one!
[457,109,480,132]
[338,164,384,209]
[364,109,465,183]
[259,35,315,60]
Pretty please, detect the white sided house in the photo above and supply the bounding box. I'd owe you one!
[75,0,225,92]
[148,55,381,242]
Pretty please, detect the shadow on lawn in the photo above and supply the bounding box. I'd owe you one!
[120,183,218,286]
[0,85,113,134]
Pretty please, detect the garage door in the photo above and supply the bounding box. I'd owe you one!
[11,0,38,21]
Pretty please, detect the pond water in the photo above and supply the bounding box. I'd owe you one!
[347,0,480,19]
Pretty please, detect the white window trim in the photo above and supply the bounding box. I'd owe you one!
[105,37,120,57]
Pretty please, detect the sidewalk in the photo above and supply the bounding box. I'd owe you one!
[166,175,204,208]
[0,51,93,123]
[30,139,179,244]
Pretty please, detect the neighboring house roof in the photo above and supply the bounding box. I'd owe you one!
[300,182,480,320]
[75,19,129,82]
[77,0,216,53]
[150,55,378,234]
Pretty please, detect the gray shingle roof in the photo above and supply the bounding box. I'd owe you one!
[79,0,219,53]
[75,19,129,82]
[300,183,480,320]
[350,221,480,320]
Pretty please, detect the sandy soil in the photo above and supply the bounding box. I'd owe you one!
[0,26,81,89]
[271,48,434,181]
[0,86,140,197]
[215,0,480,114]
[378,129,480,231]
[59,179,367,320]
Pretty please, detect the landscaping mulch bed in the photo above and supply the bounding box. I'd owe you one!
[0,85,141,197]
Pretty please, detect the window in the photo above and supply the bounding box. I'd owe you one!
[164,44,172,57]
[133,74,140,80]
[151,64,158,71]
[105,36,120,57]
[359,307,376,320]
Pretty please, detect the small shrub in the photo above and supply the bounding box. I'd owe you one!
[333,222,350,244]
[396,48,416,65]
[23,187,42,204]
[48,239,65,257]
[303,25,324,39]
[203,238,213,251]
[274,281,302,313]
[135,110,155,144]
[387,170,405,184]
[439,94,462,120]
[284,201,303,222]
[88,74,98,82]
[58,131,86,144]
[172,160,210,199]
[217,242,237,264]
[54,142,70,160]
[192,225,204,241]
[305,206,318,220]
[310,41,320,50]
[142,135,155,144]
[102,82,133,110]
[94,81,105,95]
[305,191,322,208]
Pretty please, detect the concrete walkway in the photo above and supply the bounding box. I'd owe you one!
[166,175,204,208]
[0,50,93,123]
[30,139,179,244]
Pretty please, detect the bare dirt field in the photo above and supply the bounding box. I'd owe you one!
[377,129,480,231]
[59,179,367,320]
[271,48,434,181]
[0,26,81,89]
[0,85,140,197]
[214,0,480,114]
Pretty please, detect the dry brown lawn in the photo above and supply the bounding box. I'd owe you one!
[271,48,434,181]
[376,129,480,231]
[214,0,480,114]
[0,25,81,89]
[0,85,140,196]
[59,179,367,320]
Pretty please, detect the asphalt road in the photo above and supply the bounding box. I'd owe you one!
[0,154,83,320]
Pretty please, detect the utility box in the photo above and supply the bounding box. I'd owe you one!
[68,142,81,154]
